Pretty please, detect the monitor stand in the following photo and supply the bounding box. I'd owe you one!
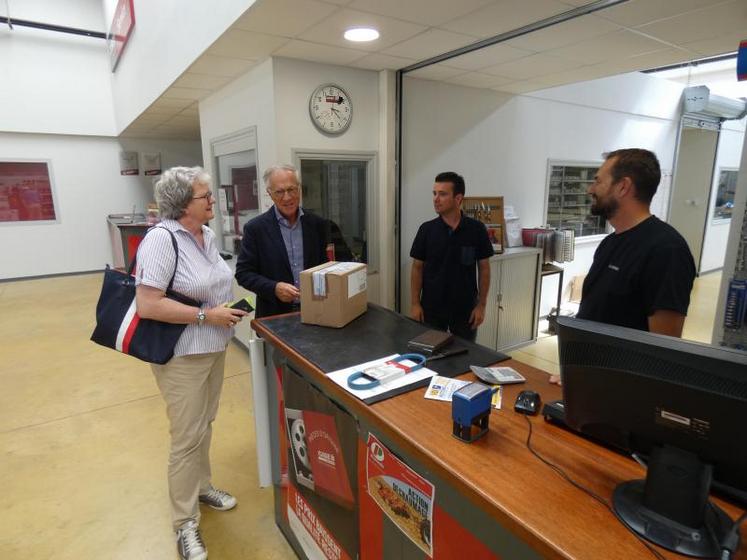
[612,445,734,558]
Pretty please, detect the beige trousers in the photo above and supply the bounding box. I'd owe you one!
[151,351,226,531]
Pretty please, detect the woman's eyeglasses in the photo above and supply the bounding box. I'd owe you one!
[193,190,213,200]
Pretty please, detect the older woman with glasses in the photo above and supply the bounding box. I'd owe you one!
[135,166,248,560]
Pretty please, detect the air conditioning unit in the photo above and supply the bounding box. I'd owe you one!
[683,86,747,121]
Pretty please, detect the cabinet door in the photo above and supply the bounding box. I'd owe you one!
[475,259,501,348]
[496,253,540,350]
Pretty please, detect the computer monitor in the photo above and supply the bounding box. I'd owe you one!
[556,316,747,558]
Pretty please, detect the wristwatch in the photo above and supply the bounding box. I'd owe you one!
[197,308,206,325]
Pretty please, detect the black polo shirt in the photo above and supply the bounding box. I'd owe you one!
[577,216,696,331]
[410,213,494,320]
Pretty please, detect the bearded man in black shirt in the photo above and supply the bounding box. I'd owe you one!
[550,149,695,383]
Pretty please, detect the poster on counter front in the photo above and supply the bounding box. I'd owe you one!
[366,433,434,557]
[282,367,359,560]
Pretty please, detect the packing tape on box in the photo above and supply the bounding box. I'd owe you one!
[312,262,365,297]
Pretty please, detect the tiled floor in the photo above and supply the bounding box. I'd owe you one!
[0,273,294,560]
[0,270,721,558]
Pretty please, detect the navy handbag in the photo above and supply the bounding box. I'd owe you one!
[90,228,201,364]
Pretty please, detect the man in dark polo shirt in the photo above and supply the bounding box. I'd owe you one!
[409,171,494,341]
[550,148,696,383]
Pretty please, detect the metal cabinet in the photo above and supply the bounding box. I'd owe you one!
[476,247,542,351]
[547,162,606,238]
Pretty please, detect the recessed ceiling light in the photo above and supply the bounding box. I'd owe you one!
[344,27,379,42]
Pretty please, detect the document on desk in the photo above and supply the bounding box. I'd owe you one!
[327,354,437,405]
[423,376,470,401]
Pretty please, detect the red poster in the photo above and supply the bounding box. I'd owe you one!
[286,408,355,509]
[366,434,435,556]
[287,483,352,560]
[107,0,135,72]
[0,161,56,222]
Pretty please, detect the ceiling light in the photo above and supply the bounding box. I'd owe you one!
[344,27,379,42]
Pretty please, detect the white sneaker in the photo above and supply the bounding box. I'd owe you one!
[176,520,207,560]
[198,486,237,511]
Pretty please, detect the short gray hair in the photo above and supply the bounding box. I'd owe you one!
[155,166,211,220]
[263,164,299,190]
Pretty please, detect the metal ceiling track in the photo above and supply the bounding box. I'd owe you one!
[0,16,106,39]
[400,0,630,74]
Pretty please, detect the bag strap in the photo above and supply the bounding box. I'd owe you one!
[127,226,180,292]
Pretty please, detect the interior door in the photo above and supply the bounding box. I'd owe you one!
[669,126,719,272]
[214,150,258,254]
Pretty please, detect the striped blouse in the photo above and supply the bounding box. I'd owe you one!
[135,219,234,356]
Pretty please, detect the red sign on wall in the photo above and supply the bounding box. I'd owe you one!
[106,0,135,72]
[0,161,57,223]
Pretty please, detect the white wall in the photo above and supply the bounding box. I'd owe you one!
[199,56,391,303]
[700,118,746,273]
[401,72,684,314]
[199,58,276,210]
[272,57,381,166]
[0,132,201,279]
[105,0,256,133]
[0,1,115,136]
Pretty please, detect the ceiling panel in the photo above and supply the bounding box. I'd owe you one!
[173,73,233,90]
[381,28,479,60]
[681,30,746,57]
[445,43,534,71]
[161,87,213,101]
[406,63,466,81]
[206,30,288,60]
[347,0,495,27]
[178,104,200,116]
[598,0,729,28]
[274,39,367,65]
[505,14,621,52]
[121,0,747,140]
[298,8,427,51]
[526,63,616,90]
[348,52,417,70]
[552,29,670,65]
[232,0,337,36]
[188,55,258,77]
[607,46,696,73]
[481,52,584,80]
[439,0,575,39]
[493,79,549,94]
[636,1,746,45]
[443,71,514,89]
[149,98,195,111]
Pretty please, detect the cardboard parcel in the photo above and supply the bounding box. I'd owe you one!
[301,261,367,328]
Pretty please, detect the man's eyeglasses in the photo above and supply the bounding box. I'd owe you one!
[269,186,300,198]
[193,190,213,200]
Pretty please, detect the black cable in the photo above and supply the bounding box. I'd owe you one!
[523,415,666,560]
[720,511,747,560]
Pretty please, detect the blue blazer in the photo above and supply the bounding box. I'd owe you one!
[235,207,329,318]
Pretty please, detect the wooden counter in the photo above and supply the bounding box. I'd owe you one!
[253,309,746,560]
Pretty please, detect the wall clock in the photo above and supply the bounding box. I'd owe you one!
[309,84,353,135]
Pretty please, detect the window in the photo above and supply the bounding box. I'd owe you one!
[546,162,606,238]
[297,152,377,270]
[713,168,738,221]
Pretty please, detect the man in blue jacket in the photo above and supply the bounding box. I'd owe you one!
[235,164,330,318]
